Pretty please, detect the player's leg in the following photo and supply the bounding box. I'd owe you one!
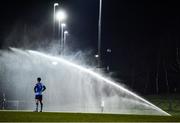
[39,95,43,112]
[35,99,39,112]
[35,95,40,112]
[39,100,43,112]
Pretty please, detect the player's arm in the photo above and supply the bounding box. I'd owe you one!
[42,85,46,92]
[34,85,37,93]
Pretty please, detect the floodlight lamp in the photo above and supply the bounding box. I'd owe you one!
[56,10,67,21]
[95,54,99,58]
[54,3,59,6]
[61,23,66,27]
[64,30,68,34]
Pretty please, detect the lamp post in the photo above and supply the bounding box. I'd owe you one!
[98,0,102,68]
[63,30,68,55]
[61,23,66,55]
[56,10,67,54]
[95,54,99,68]
[53,3,59,37]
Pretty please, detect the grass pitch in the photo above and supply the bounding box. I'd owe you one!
[0,95,179,122]
[0,111,180,122]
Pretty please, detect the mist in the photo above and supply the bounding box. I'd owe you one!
[0,47,169,115]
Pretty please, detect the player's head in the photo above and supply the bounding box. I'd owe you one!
[37,77,41,82]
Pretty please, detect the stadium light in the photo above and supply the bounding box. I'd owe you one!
[64,30,68,34]
[95,54,99,58]
[63,30,68,55]
[56,10,67,54]
[54,3,59,6]
[53,3,59,36]
[56,10,67,22]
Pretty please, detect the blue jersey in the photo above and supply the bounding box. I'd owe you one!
[34,82,46,96]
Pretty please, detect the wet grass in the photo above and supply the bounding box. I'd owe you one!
[0,111,180,122]
[147,94,180,116]
[0,94,179,122]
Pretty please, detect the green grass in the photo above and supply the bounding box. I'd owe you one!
[0,111,180,122]
[0,95,179,122]
[147,94,180,115]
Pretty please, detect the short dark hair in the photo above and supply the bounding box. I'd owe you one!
[37,77,41,82]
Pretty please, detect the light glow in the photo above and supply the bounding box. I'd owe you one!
[64,30,68,34]
[95,54,99,58]
[61,23,66,27]
[56,10,67,21]
[54,3,59,6]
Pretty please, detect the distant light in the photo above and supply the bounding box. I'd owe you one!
[64,30,68,34]
[56,10,67,21]
[95,54,99,58]
[54,3,59,6]
[52,61,58,65]
[61,23,66,27]
[107,49,111,53]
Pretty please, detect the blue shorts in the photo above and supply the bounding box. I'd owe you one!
[35,95,42,101]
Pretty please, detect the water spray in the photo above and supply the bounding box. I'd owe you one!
[0,48,170,115]
[25,49,170,116]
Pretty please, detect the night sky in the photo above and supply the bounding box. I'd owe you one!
[0,0,180,94]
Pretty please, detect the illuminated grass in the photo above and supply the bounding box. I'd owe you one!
[0,111,180,122]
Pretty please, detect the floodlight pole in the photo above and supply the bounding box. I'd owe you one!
[61,24,66,55]
[63,31,68,55]
[58,20,62,54]
[56,10,67,55]
[53,3,59,38]
[98,0,102,68]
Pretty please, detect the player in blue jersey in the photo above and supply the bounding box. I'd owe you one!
[34,77,46,112]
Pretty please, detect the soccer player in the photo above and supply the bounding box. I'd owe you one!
[34,77,46,112]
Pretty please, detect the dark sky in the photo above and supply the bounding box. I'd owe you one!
[0,0,180,94]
